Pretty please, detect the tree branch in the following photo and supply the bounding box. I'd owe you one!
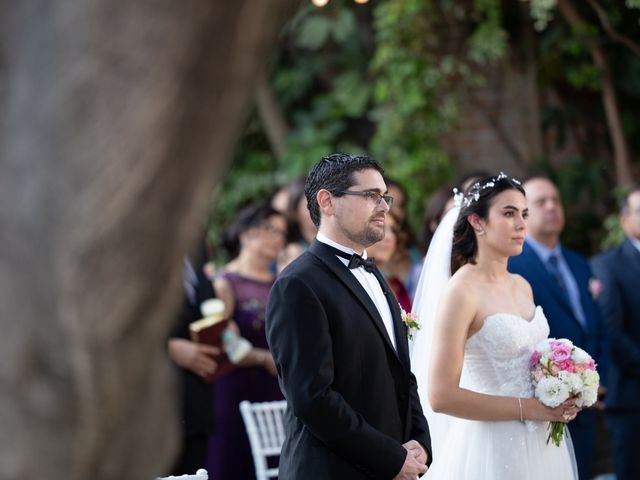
[586,0,640,57]
[255,68,289,159]
[557,0,634,188]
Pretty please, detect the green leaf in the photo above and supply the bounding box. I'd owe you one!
[296,15,333,50]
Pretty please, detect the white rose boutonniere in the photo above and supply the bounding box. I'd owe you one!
[400,307,421,340]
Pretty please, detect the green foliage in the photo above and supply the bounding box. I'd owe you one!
[209,0,640,260]
[601,214,625,250]
[370,0,456,230]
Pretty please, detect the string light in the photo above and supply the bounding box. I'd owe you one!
[312,0,368,6]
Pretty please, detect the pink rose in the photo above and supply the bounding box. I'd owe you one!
[551,341,572,363]
[557,360,576,373]
[589,278,604,300]
[587,359,596,371]
[530,350,542,369]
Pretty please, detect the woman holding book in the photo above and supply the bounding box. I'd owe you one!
[205,204,287,480]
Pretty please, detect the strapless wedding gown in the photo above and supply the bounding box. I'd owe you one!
[424,306,578,479]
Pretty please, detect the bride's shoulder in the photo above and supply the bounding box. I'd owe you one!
[444,269,480,304]
[509,272,534,300]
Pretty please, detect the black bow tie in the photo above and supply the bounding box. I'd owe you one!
[347,254,376,272]
[322,243,376,273]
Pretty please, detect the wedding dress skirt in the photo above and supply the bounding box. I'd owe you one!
[424,307,578,479]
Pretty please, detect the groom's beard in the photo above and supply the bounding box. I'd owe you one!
[344,217,385,248]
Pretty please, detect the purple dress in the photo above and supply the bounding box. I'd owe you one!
[205,272,283,480]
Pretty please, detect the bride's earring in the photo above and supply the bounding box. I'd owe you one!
[477,229,485,236]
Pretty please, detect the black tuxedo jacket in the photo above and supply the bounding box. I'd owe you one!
[266,240,431,479]
[591,239,640,411]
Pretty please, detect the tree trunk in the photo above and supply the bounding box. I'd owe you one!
[557,0,634,189]
[0,1,298,479]
[256,69,290,159]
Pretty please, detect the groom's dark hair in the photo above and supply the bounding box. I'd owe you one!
[304,153,384,228]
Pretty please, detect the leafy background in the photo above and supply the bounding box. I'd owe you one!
[208,0,640,260]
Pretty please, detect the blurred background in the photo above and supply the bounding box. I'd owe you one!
[211,0,640,259]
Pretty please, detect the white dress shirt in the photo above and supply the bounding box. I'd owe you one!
[316,233,397,351]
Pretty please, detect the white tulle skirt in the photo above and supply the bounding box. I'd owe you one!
[425,417,578,480]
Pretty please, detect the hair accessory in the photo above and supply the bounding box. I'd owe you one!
[453,171,521,208]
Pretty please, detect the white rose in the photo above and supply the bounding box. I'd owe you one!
[535,339,552,354]
[535,376,570,407]
[571,347,591,364]
[558,371,584,394]
[576,388,598,408]
[582,369,600,389]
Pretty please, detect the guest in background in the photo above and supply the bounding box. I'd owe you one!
[270,183,290,214]
[591,186,640,480]
[455,170,490,194]
[385,176,409,225]
[168,243,219,475]
[408,183,455,300]
[367,212,412,312]
[508,176,608,480]
[416,182,455,257]
[383,177,422,298]
[206,204,287,480]
[277,175,317,272]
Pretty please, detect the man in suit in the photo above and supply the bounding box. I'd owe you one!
[508,176,607,480]
[266,154,431,479]
[591,187,640,480]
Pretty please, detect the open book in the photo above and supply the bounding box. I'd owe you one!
[189,299,235,382]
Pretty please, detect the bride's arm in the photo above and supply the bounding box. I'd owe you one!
[428,280,577,423]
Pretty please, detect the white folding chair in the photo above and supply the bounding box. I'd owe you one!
[239,400,287,480]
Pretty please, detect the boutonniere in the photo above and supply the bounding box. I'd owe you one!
[588,278,603,301]
[400,306,421,340]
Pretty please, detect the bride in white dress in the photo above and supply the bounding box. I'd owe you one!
[411,173,579,479]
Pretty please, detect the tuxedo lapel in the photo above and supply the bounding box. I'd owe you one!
[309,240,401,362]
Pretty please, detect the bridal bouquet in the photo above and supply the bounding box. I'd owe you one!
[530,338,600,446]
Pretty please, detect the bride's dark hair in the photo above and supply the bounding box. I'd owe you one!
[451,174,525,273]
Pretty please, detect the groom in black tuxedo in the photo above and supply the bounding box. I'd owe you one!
[266,154,431,479]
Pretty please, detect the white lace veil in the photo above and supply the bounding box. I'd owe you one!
[410,205,460,456]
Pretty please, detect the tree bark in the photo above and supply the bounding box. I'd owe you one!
[0,1,298,479]
[256,69,290,159]
[557,0,634,189]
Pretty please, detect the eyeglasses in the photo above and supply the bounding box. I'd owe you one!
[337,190,394,208]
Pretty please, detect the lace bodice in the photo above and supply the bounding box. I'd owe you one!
[460,306,549,399]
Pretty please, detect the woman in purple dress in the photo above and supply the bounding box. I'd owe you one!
[206,204,287,480]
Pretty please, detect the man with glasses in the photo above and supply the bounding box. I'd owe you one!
[591,187,640,480]
[266,153,431,479]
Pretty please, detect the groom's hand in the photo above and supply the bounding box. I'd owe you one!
[393,448,428,479]
[403,439,428,465]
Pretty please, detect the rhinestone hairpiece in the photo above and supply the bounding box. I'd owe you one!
[453,172,521,208]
